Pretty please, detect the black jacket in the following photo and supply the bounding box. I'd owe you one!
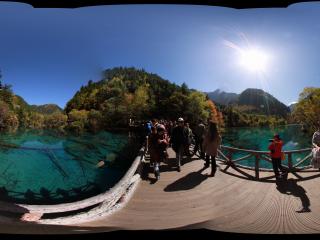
[171,125,188,151]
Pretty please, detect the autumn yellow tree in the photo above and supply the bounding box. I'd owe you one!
[206,100,224,128]
[293,87,320,133]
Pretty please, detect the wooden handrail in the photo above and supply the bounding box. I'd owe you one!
[218,145,314,179]
[220,145,312,154]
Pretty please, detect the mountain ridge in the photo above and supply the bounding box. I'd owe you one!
[207,88,290,117]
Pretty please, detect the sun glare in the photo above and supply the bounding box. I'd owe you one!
[239,48,269,72]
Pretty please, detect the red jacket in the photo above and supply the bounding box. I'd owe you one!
[268,140,283,158]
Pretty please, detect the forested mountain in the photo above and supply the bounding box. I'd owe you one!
[289,103,297,112]
[65,67,224,131]
[0,81,67,131]
[207,88,290,117]
[237,88,290,117]
[30,104,62,115]
[206,89,238,105]
[1,67,295,133]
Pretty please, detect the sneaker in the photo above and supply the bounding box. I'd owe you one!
[154,163,159,172]
[296,208,311,213]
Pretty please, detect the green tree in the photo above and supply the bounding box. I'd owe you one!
[293,87,320,132]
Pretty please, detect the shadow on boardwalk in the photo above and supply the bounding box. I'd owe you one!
[164,167,209,192]
[276,178,311,213]
[141,154,201,184]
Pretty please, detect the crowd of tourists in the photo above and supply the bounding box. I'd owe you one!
[145,117,221,180]
[140,118,320,182]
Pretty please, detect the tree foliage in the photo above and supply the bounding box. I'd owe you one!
[65,67,225,131]
[292,87,320,132]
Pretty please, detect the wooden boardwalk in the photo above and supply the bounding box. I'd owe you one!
[2,147,320,234]
[76,147,320,234]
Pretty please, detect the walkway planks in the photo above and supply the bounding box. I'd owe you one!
[2,147,320,234]
[74,147,320,233]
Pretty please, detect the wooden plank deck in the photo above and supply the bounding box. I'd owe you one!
[2,147,320,234]
[75,147,320,234]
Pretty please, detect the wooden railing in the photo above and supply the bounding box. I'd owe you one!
[217,145,313,179]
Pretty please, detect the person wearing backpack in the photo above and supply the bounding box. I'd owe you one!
[145,121,152,137]
[171,117,188,172]
[268,134,285,179]
[184,122,193,157]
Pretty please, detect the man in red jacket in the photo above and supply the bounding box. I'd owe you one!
[268,134,285,179]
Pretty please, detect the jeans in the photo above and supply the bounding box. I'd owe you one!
[193,137,204,159]
[205,155,217,173]
[176,146,184,168]
[272,157,284,176]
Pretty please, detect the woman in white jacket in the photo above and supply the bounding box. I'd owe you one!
[312,123,320,169]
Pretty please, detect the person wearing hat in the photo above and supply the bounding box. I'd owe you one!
[171,117,188,172]
[268,134,285,179]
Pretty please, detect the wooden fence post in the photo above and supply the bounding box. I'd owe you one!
[227,150,233,165]
[288,153,292,172]
[255,154,259,179]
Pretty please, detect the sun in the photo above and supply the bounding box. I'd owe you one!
[239,48,269,72]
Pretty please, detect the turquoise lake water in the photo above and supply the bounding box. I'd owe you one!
[221,124,313,169]
[0,130,137,204]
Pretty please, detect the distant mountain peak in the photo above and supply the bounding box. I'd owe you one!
[30,104,63,115]
[207,87,290,117]
[206,89,239,105]
[237,88,290,116]
[213,89,222,93]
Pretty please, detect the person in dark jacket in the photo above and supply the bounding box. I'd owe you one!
[193,121,206,159]
[148,126,158,168]
[171,117,188,172]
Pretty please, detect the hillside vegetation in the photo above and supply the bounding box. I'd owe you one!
[207,88,290,127]
[292,87,320,133]
[65,67,224,132]
[0,67,224,133]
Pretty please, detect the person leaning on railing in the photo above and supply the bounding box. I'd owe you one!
[268,134,286,179]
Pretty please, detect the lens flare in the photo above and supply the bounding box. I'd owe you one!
[223,38,270,73]
[239,48,269,72]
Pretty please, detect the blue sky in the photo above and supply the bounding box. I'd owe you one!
[0,3,319,108]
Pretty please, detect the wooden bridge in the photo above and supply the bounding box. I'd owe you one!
[1,144,320,234]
